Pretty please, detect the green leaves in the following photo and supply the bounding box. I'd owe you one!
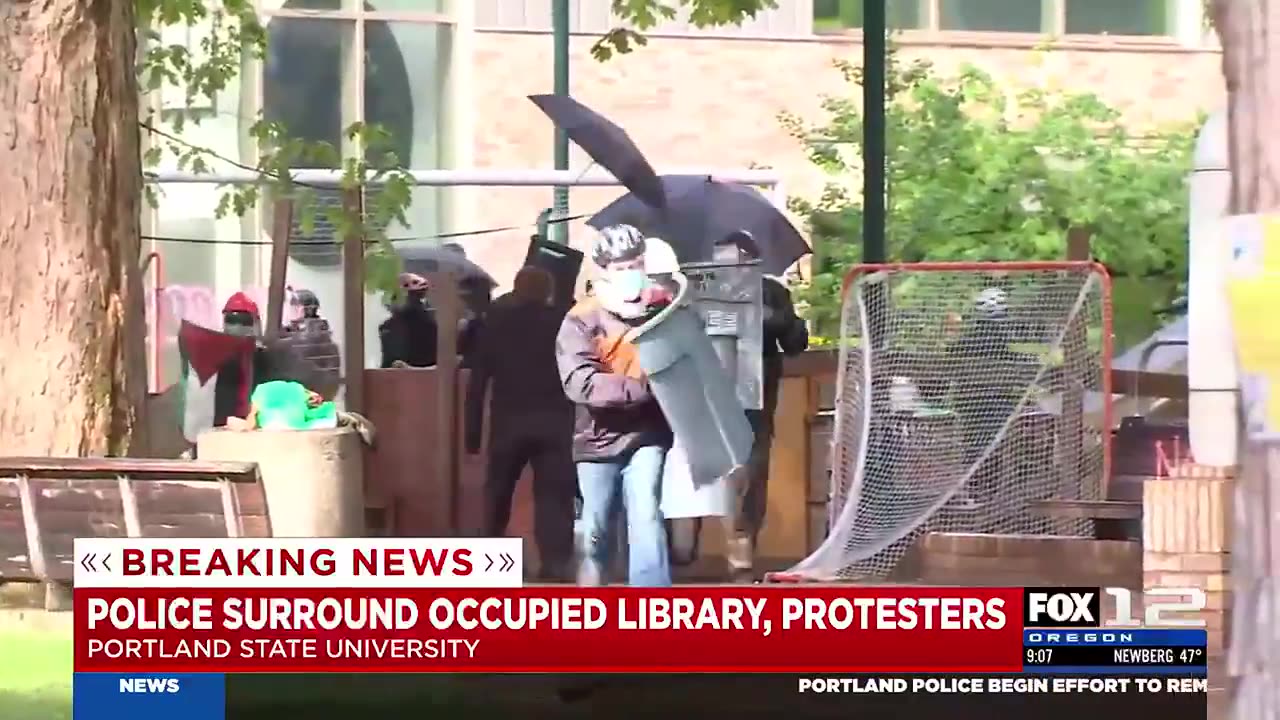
[136,0,412,298]
[592,0,776,60]
[792,46,1196,348]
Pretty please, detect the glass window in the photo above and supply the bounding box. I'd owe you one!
[939,0,1045,32]
[1065,0,1173,36]
[365,20,451,242]
[366,0,447,12]
[263,17,355,267]
[814,0,924,32]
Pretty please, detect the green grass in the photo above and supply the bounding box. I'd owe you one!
[0,627,73,720]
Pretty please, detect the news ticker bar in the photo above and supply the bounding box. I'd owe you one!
[72,672,1209,720]
[1023,645,1206,669]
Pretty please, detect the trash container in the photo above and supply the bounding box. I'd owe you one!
[630,272,753,486]
[197,426,365,537]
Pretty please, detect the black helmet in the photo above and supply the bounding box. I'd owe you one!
[293,288,320,309]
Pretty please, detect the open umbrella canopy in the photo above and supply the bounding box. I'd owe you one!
[588,175,811,275]
[528,94,666,210]
[397,244,496,287]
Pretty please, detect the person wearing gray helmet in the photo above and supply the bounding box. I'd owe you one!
[556,224,674,587]
[282,287,341,392]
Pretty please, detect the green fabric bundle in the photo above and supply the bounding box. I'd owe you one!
[250,381,337,430]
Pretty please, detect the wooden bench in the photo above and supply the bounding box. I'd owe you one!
[1030,499,1142,540]
[0,457,270,605]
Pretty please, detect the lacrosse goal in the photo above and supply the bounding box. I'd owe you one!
[775,261,1114,582]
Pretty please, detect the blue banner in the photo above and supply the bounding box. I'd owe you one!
[73,673,224,720]
[1023,628,1208,646]
[1027,666,1208,676]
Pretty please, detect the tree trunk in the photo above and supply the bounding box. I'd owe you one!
[1211,0,1280,212]
[0,0,147,456]
[1209,6,1280,720]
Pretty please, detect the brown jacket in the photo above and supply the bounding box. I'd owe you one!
[555,297,671,462]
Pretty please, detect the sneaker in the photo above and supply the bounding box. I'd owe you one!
[726,535,755,582]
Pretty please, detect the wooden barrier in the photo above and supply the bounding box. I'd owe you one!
[0,457,269,607]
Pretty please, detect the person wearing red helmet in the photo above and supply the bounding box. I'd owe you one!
[379,272,439,368]
[208,293,267,426]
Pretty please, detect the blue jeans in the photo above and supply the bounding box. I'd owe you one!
[576,445,671,587]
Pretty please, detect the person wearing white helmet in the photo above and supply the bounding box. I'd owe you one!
[556,224,674,587]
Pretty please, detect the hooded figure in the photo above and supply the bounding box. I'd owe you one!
[465,266,576,581]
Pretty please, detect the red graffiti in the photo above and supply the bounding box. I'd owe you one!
[146,285,293,344]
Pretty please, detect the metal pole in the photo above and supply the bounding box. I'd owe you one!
[862,0,886,264]
[552,0,570,244]
[148,168,783,187]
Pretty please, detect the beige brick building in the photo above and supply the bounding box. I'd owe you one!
[143,0,1226,380]
[459,0,1226,287]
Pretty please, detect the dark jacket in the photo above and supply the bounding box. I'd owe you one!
[283,316,341,384]
[464,294,573,452]
[555,297,672,462]
[761,276,809,395]
[379,303,438,368]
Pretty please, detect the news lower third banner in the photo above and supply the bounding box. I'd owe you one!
[71,672,1209,720]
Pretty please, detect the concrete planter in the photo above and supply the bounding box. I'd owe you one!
[197,426,365,537]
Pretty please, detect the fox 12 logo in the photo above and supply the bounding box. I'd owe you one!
[1022,586,1207,628]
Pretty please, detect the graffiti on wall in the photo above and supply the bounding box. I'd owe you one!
[145,285,306,345]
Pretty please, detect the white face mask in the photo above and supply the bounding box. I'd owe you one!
[608,269,648,300]
[596,268,651,319]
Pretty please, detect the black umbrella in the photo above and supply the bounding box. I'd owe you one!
[528,94,666,210]
[397,245,496,287]
[588,175,811,275]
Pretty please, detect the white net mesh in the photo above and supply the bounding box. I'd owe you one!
[785,263,1113,581]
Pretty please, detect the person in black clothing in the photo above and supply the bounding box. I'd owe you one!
[464,266,576,581]
[457,275,492,368]
[726,231,809,578]
[946,285,1029,505]
[379,273,439,368]
[665,232,810,579]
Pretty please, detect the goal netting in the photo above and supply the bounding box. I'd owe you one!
[780,262,1113,581]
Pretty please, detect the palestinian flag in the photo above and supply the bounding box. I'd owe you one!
[177,321,256,443]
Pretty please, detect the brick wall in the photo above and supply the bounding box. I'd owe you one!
[1143,471,1233,657]
[467,31,1224,286]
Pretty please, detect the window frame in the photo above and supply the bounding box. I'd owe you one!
[812,0,1200,46]
[251,0,461,265]
[256,0,459,158]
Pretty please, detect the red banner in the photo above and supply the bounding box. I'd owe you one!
[75,586,1023,673]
